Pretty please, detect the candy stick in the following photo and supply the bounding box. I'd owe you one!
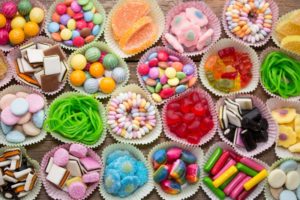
[224,172,246,195]
[237,187,256,200]
[236,163,258,177]
[203,177,225,200]
[213,159,236,180]
[243,169,268,191]
[229,176,251,199]
[219,172,238,190]
[213,166,238,188]
[240,157,264,171]
[229,150,242,162]
[204,147,222,173]
[211,151,230,175]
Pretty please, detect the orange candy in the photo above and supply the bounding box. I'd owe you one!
[24,22,40,37]
[64,0,73,6]
[89,62,104,78]
[70,70,86,86]
[172,62,183,72]
[9,28,25,45]
[51,32,62,41]
[0,14,6,28]
[99,77,116,94]
[52,12,60,23]
[67,7,75,17]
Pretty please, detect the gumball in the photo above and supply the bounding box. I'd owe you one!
[0,29,9,45]
[85,47,101,62]
[24,21,39,37]
[1,2,18,19]
[89,62,104,78]
[18,0,32,16]
[0,14,6,29]
[60,14,70,25]
[60,28,72,40]
[70,70,86,86]
[11,16,26,29]
[29,7,45,23]
[71,1,81,13]
[83,78,99,94]
[92,13,103,25]
[71,54,87,70]
[76,20,87,30]
[52,12,60,23]
[73,36,85,47]
[67,19,76,30]
[56,3,67,15]
[48,22,60,33]
[9,28,25,45]
[99,77,116,94]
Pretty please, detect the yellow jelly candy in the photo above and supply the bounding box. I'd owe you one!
[271,108,296,124]
[99,77,116,94]
[24,22,40,37]
[294,114,300,138]
[29,7,45,24]
[281,35,300,55]
[60,29,72,40]
[0,14,7,28]
[278,125,297,148]
[9,28,25,45]
[290,10,300,27]
[11,16,26,29]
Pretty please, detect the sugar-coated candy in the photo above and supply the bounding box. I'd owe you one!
[1,2,18,19]
[29,7,45,24]
[85,47,101,62]
[152,149,166,165]
[112,67,127,83]
[153,165,169,183]
[186,164,200,184]
[160,180,181,195]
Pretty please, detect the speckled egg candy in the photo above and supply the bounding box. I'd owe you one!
[84,78,99,94]
[85,47,101,62]
[103,53,119,70]
[112,67,127,83]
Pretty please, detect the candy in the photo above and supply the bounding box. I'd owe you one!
[99,77,116,94]
[0,14,6,28]
[103,54,119,70]
[244,169,268,191]
[230,176,251,199]
[268,169,286,188]
[204,147,222,173]
[0,29,9,45]
[48,22,60,33]
[186,164,200,184]
[85,47,101,62]
[9,28,25,45]
[170,159,186,179]
[70,70,86,86]
[112,67,127,83]
[11,16,26,29]
[1,2,17,19]
[166,147,182,162]
[60,28,72,40]
[24,21,39,37]
[213,166,238,188]
[211,151,230,176]
[153,165,169,183]
[89,62,104,78]
[236,163,258,177]
[203,177,226,199]
[181,150,197,164]
[71,54,87,70]
[160,180,181,195]
[29,7,45,24]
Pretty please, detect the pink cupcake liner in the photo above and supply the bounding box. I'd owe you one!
[0,0,46,53]
[162,87,217,147]
[136,46,198,106]
[216,94,278,157]
[40,144,102,200]
[0,50,13,88]
[7,36,67,96]
[162,1,221,57]
[222,0,279,47]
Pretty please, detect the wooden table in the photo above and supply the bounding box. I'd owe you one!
[5,0,299,199]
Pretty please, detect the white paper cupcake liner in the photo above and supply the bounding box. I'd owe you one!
[40,144,101,200]
[162,1,221,57]
[260,47,300,101]
[106,84,161,145]
[0,146,42,200]
[0,84,48,147]
[67,41,129,100]
[0,50,13,88]
[216,94,278,157]
[104,0,165,58]
[7,36,68,96]
[161,87,217,147]
[45,0,106,51]
[201,142,269,200]
[45,91,107,149]
[147,141,203,200]
[199,38,260,97]
[99,143,154,200]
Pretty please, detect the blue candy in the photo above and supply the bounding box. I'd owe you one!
[279,160,298,173]
[84,78,99,94]
[72,30,80,39]
[6,131,25,143]
[114,156,137,178]
[280,190,297,200]
[175,85,187,94]
[118,176,139,198]
[64,40,73,46]
[104,169,121,195]
[92,25,100,36]
[106,150,130,165]
[148,52,157,61]
[181,150,197,164]
[84,11,94,22]
[1,121,12,135]
[32,110,44,128]
[10,98,29,116]
[135,161,148,186]
[297,185,300,199]
[152,149,166,164]
[153,165,169,183]
[48,22,60,33]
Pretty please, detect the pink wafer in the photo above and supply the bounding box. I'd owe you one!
[240,157,264,172]
[213,159,236,180]
[230,176,251,199]
[224,172,246,195]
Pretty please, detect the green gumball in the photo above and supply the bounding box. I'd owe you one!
[18,0,32,16]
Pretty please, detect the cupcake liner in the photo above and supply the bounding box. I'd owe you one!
[45,91,107,149]
[222,0,279,47]
[162,1,221,57]
[106,84,161,145]
[0,84,48,147]
[67,41,129,100]
[0,50,13,88]
[147,141,203,200]
[260,47,300,101]
[199,38,260,97]
[162,87,217,147]
[45,0,106,51]
[40,144,101,200]
[104,0,165,58]
[201,142,269,200]
[0,146,42,200]
[99,143,154,200]
[266,98,300,158]
[0,0,46,53]
[216,94,278,157]
[7,36,68,96]
[137,46,198,106]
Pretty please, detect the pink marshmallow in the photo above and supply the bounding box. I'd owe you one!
[82,171,99,183]
[69,144,88,158]
[185,7,208,27]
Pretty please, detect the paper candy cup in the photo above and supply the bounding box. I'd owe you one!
[0,50,13,89]
[99,143,154,200]
[199,38,260,97]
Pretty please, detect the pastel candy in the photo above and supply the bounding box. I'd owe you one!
[23,122,41,136]
[10,98,29,116]
[160,180,181,195]
[270,187,283,200]
[185,7,208,27]
[0,94,16,110]
[181,150,197,164]
[170,12,189,36]
[68,181,86,199]
[279,160,298,173]
[112,67,127,83]
[53,148,69,167]
[280,190,297,200]
[178,24,200,48]
[6,130,25,143]
[197,28,214,50]
[297,185,300,199]
[26,94,45,113]
[286,171,300,190]
[152,149,167,164]
[153,165,169,183]
[268,169,286,188]
[32,110,45,128]
[16,92,29,98]
[170,159,186,179]
[1,121,12,134]
[164,33,184,53]
[135,161,148,186]
[1,107,20,125]
[17,112,31,125]
[118,176,139,198]
[186,163,200,184]
[166,147,182,162]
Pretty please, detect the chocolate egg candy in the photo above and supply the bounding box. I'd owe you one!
[153,165,169,183]
[85,47,101,62]
[84,78,99,94]
[103,53,119,70]
[181,150,197,164]
[166,147,182,162]
[152,149,167,165]
[112,67,127,84]
[80,27,91,38]
[160,180,181,195]
[186,163,200,184]
[18,0,32,16]
[170,159,186,179]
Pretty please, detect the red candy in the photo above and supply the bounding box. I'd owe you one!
[148,58,158,68]
[73,36,85,47]
[1,2,17,19]
[0,29,9,45]
[210,151,230,175]
[4,19,11,32]
[158,50,169,62]
[138,63,150,76]
[76,20,87,30]
[87,22,94,30]
[74,13,84,20]
[56,3,67,15]
[160,88,175,99]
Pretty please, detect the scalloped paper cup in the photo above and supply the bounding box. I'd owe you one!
[0,0,46,53]
[45,92,107,149]
[162,1,221,57]
[0,50,13,88]
[99,143,154,200]
[148,141,203,200]
[137,46,198,106]
[162,87,217,147]
[201,142,269,200]
[104,0,165,58]
[106,84,161,145]
[0,84,47,147]
[7,36,68,96]
[0,146,42,200]
[67,41,129,100]
[40,144,101,200]
[216,94,278,157]
[45,0,106,51]
[260,47,300,101]
[222,0,278,47]
[199,38,260,97]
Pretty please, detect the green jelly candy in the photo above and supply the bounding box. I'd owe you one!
[146,86,155,93]
[236,163,258,177]
[203,177,225,200]
[204,147,222,173]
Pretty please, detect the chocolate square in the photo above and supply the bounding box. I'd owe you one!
[41,74,60,92]
[43,45,66,61]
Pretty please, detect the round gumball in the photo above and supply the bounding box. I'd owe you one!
[85,47,101,62]
[83,78,99,94]
[56,3,67,15]
[9,28,25,45]
[0,14,6,28]
[0,29,9,45]
[1,2,18,19]
[60,28,72,40]
[11,16,26,29]
[103,53,119,70]
[18,0,32,16]
[99,77,116,94]
[70,70,86,86]
[71,54,87,70]
[29,7,45,23]
[73,36,85,47]
[89,62,104,78]
[24,21,39,37]
[48,22,60,33]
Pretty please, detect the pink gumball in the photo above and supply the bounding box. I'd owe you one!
[87,22,94,30]
[56,3,67,15]
[0,29,9,45]
[76,20,87,30]
[1,2,17,18]
[71,1,81,13]
[4,19,11,32]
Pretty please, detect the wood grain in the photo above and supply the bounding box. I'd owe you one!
[4,0,300,199]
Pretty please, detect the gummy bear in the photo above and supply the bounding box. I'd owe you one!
[204,55,218,71]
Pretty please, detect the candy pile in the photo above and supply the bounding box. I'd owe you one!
[219,97,269,152]
[203,146,267,199]
[205,47,253,93]
[138,49,197,103]
[69,46,127,94]
[14,42,67,92]
[151,147,200,195]
[110,0,158,54]
[0,92,45,143]
[0,148,38,199]
[45,144,100,199]
[0,52,8,80]
[0,1,44,46]
[48,0,104,48]
[224,0,273,44]
[103,150,148,197]
[165,6,214,53]
[107,92,156,139]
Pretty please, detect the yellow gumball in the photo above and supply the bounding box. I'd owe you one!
[11,16,26,29]
[71,54,87,70]
[9,28,25,45]
[67,19,76,30]
[29,7,45,24]
[60,28,72,40]
[24,22,40,37]
[0,14,6,28]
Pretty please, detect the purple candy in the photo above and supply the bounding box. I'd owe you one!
[149,67,159,79]
[60,14,70,25]
[160,75,168,84]
[64,40,73,46]
[71,1,81,13]
[182,64,195,75]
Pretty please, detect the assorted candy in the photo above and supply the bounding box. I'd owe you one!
[44,144,100,199]
[0,91,45,143]
[0,148,39,199]
[164,90,214,145]
[151,147,200,195]
[204,46,253,93]
[0,51,8,80]
[138,49,197,103]
[48,0,104,48]
[203,146,268,200]
[0,0,44,46]
[103,150,148,197]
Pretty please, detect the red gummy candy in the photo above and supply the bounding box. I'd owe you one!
[193,103,206,116]
[148,58,158,68]
[174,123,187,138]
[183,113,196,124]
[157,50,169,62]
[200,117,214,132]
[160,88,175,99]
[188,120,200,131]
[166,111,181,125]
[167,102,180,110]
[221,71,238,79]
[186,133,201,144]
[218,47,235,59]
[180,98,193,113]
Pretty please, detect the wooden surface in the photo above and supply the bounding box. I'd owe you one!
[3,0,299,199]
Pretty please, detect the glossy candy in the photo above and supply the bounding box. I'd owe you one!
[166,147,182,162]
[160,180,181,195]
[213,166,238,188]
[186,164,200,184]
[203,177,226,200]
[153,165,169,183]
[211,151,230,176]
[152,149,166,165]
[204,147,222,173]
[170,159,186,179]
[236,163,258,177]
